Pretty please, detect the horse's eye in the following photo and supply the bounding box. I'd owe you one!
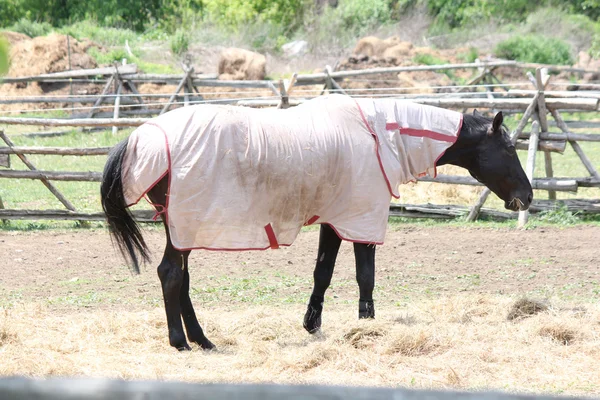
[508,146,516,155]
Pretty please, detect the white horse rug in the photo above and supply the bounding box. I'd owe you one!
[122,94,462,250]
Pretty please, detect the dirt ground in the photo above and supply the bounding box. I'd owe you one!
[1,225,599,394]
[1,225,598,310]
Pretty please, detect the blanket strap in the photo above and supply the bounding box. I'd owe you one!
[144,196,167,221]
[264,223,279,250]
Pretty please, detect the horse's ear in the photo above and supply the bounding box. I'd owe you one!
[473,109,482,117]
[492,111,503,133]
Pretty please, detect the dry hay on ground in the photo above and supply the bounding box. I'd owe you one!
[1,227,599,392]
[0,296,599,394]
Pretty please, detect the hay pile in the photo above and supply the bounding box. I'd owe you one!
[336,35,474,94]
[0,32,98,112]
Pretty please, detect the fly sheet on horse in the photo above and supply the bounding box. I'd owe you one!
[121,94,462,251]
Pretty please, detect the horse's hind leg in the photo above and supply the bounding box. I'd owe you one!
[354,243,376,319]
[148,177,213,351]
[157,242,190,350]
[303,224,342,333]
[180,253,214,349]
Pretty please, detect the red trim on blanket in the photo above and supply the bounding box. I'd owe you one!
[353,99,399,199]
[304,215,320,226]
[264,223,280,249]
[385,122,458,143]
[172,244,293,252]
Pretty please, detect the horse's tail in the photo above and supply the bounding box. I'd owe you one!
[100,138,149,274]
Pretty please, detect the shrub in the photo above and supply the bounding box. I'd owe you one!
[203,0,309,33]
[59,21,138,46]
[334,0,392,34]
[413,53,446,65]
[170,30,190,55]
[8,18,52,37]
[495,35,574,65]
[458,47,479,63]
[87,47,131,65]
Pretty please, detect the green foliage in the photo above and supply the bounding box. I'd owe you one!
[0,35,8,74]
[0,0,201,32]
[59,21,137,46]
[86,46,176,73]
[334,0,392,34]
[495,34,574,65]
[8,18,52,37]
[566,0,600,21]
[535,205,581,225]
[0,0,23,27]
[457,47,479,63]
[413,53,445,65]
[87,47,130,64]
[203,0,309,33]
[170,29,190,55]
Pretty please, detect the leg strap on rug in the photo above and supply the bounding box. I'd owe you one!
[264,223,279,249]
[144,196,167,221]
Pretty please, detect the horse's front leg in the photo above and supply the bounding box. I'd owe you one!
[303,224,342,333]
[354,243,376,319]
[179,253,215,350]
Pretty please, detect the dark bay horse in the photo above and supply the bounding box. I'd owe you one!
[101,97,532,351]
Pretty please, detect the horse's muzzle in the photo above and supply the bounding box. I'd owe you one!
[505,192,533,211]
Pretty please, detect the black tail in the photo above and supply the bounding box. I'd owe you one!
[101,138,150,273]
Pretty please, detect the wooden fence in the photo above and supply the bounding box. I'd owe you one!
[0,61,598,223]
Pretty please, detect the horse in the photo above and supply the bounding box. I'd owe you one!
[100,94,533,351]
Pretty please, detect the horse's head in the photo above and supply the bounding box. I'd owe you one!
[439,111,533,211]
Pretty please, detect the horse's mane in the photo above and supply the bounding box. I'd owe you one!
[461,113,492,132]
[462,112,509,137]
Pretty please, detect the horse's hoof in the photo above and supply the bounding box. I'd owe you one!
[358,300,375,319]
[198,338,216,350]
[176,343,192,351]
[303,305,322,334]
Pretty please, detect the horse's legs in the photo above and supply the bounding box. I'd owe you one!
[354,243,376,319]
[179,253,214,349]
[303,224,342,333]
[148,176,213,351]
[157,241,190,350]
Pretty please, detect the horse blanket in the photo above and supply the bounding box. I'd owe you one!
[122,94,462,250]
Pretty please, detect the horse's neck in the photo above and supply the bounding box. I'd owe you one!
[437,125,480,169]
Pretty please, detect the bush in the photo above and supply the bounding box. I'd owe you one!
[413,53,445,65]
[170,30,190,55]
[87,47,131,64]
[59,21,138,46]
[203,0,309,33]
[8,18,52,37]
[334,0,392,34]
[495,35,574,65]
[428,0,541,29]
